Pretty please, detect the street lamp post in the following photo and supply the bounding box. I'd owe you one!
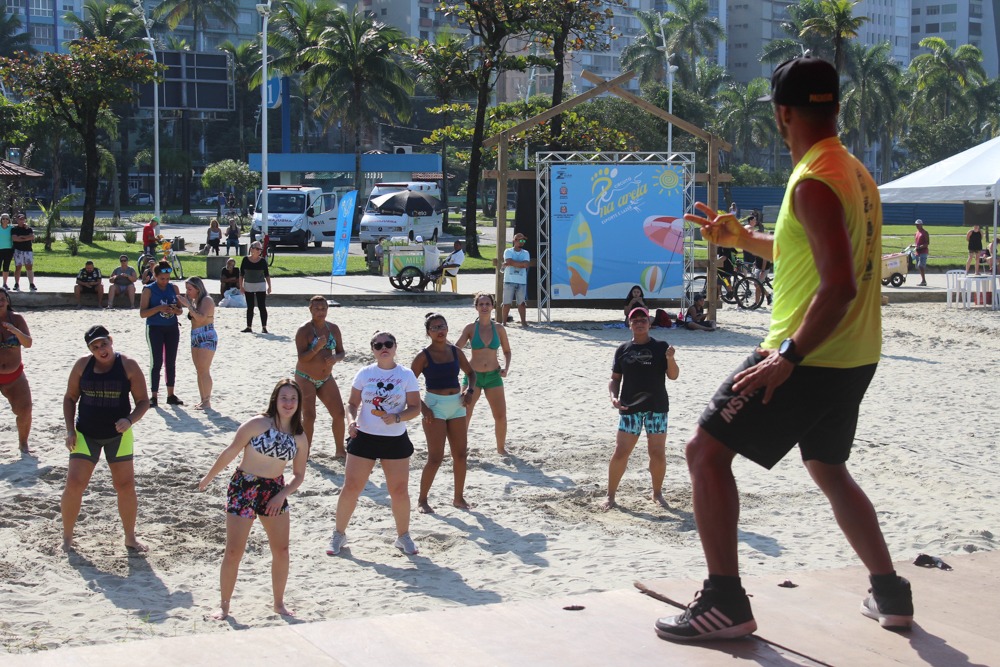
[658,17,678,155]
[256,1,271,237]
[134,1,159,218]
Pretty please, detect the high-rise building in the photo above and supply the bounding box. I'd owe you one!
[910,0,999,78]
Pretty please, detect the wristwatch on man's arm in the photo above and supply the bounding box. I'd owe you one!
[778,338,804,365]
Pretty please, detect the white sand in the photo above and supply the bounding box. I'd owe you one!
[1,301,997,652]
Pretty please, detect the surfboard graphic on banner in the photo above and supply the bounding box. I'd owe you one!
[331,190,357,276]
[550,165,685,299]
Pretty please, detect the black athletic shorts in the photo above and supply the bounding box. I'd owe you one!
[347,430,414,461]
[698,351,877,469]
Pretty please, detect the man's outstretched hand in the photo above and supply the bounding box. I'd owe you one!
[684,202,746,249]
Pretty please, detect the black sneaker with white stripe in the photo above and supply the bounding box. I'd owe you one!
[655,581,757,641]
[861,576,913,630]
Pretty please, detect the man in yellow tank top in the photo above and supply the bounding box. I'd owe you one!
[655,57,913,643]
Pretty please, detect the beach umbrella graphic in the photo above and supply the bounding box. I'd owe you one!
[643,215,684,256]
[566,214,593,296]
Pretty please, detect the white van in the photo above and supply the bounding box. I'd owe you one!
[251,186,339,249]
[359,181,443,250]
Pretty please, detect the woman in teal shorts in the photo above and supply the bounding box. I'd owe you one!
[456,292,512,455]
[178,277,216,410]
[412,312,476,513]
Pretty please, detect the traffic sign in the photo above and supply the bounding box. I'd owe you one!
[266,77,282,109]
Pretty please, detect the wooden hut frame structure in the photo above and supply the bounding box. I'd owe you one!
[482,70,732,320]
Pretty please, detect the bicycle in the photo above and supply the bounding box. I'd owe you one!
[685,267,757,308]
[160,238,184,279]
[734,272,773,310]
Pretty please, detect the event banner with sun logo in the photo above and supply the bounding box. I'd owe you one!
[550,164,685,300]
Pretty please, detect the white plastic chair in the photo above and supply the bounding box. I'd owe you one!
[963,274,997,309]
[945,270,966,307]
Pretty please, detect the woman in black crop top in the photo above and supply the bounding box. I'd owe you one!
[199,378,309,621]
[411,312,476,514]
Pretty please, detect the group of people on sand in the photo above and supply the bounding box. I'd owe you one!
[10,55,920,642]
[10,288,514,621]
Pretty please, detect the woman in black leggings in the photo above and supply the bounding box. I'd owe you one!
[239,242,272,334]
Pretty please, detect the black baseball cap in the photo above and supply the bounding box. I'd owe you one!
[760,56,839,106]
[84,325,111,346]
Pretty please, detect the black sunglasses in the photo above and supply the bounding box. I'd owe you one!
[157,267,172,274]
[372,340,395,351]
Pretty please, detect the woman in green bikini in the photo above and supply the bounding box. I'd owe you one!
[456,292,512,454]
[293,296,346,457]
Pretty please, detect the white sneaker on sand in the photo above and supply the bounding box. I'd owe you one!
[326,530,347,556]
[393,533,418,555]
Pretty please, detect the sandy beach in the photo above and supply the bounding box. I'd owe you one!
[1,300,997,653]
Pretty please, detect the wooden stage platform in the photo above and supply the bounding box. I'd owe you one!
[7,552,994,666]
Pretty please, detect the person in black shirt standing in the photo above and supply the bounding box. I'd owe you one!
[61,325,149,553]
[11,213,36,292]
[601,307,679,511]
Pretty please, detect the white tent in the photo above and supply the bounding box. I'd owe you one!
[878,136,998,309]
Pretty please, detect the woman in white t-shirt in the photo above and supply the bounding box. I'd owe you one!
[326,331,421,556]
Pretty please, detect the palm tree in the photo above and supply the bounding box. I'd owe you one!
[0,5,33,57]
[799,0,868,72]
[408,31,477,225]
[303,8,413,227]
[64,0,146,50]
[154,0,237,51]
[714,78,774,167]
[619,10,671,86]
[267,0,338,151]
[909,37,987,121]
[760,0,830,65]
[840,41,901,163]
[692,58,729,101]
[217,40,260,161]
[662,0,725,88]
[966,77,1000,140]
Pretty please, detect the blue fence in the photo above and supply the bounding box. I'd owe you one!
[694,186,964,226]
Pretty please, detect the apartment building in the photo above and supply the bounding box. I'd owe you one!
[910,0,999,77]
[2,0,264,54]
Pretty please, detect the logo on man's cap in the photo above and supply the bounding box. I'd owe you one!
[759,56,839,107]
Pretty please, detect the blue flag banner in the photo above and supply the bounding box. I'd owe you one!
[332,190,357,276]
[550,164,685,299]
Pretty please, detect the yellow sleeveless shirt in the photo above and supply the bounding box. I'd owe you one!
[761,137,881,368]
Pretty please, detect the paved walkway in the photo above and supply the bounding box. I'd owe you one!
[4,270,961,309]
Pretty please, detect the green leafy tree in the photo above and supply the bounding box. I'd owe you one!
[531,0,622,146]
[437,0,539,255]
[268,0,338,151]
[217,40,260,161]
[0,38,161,241]
[898,115,977,175]
[620,10,670,86]
[840,41,901,165]
[909,37,986,121]
[202,159,258,222]
[154,0,237,51]
[799,0,868,72]
[661,0,725,88]
[407,31,478,224]
[0,5,34,57]
[302,8,413,230]
[714,78,774,167]
[692,58,729,100]
[65,0,151,210]
[760,0,830,66]
[64,0,147,49]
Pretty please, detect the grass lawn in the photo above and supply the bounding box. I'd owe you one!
[31,240,499,278]
[30,218,980,277]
